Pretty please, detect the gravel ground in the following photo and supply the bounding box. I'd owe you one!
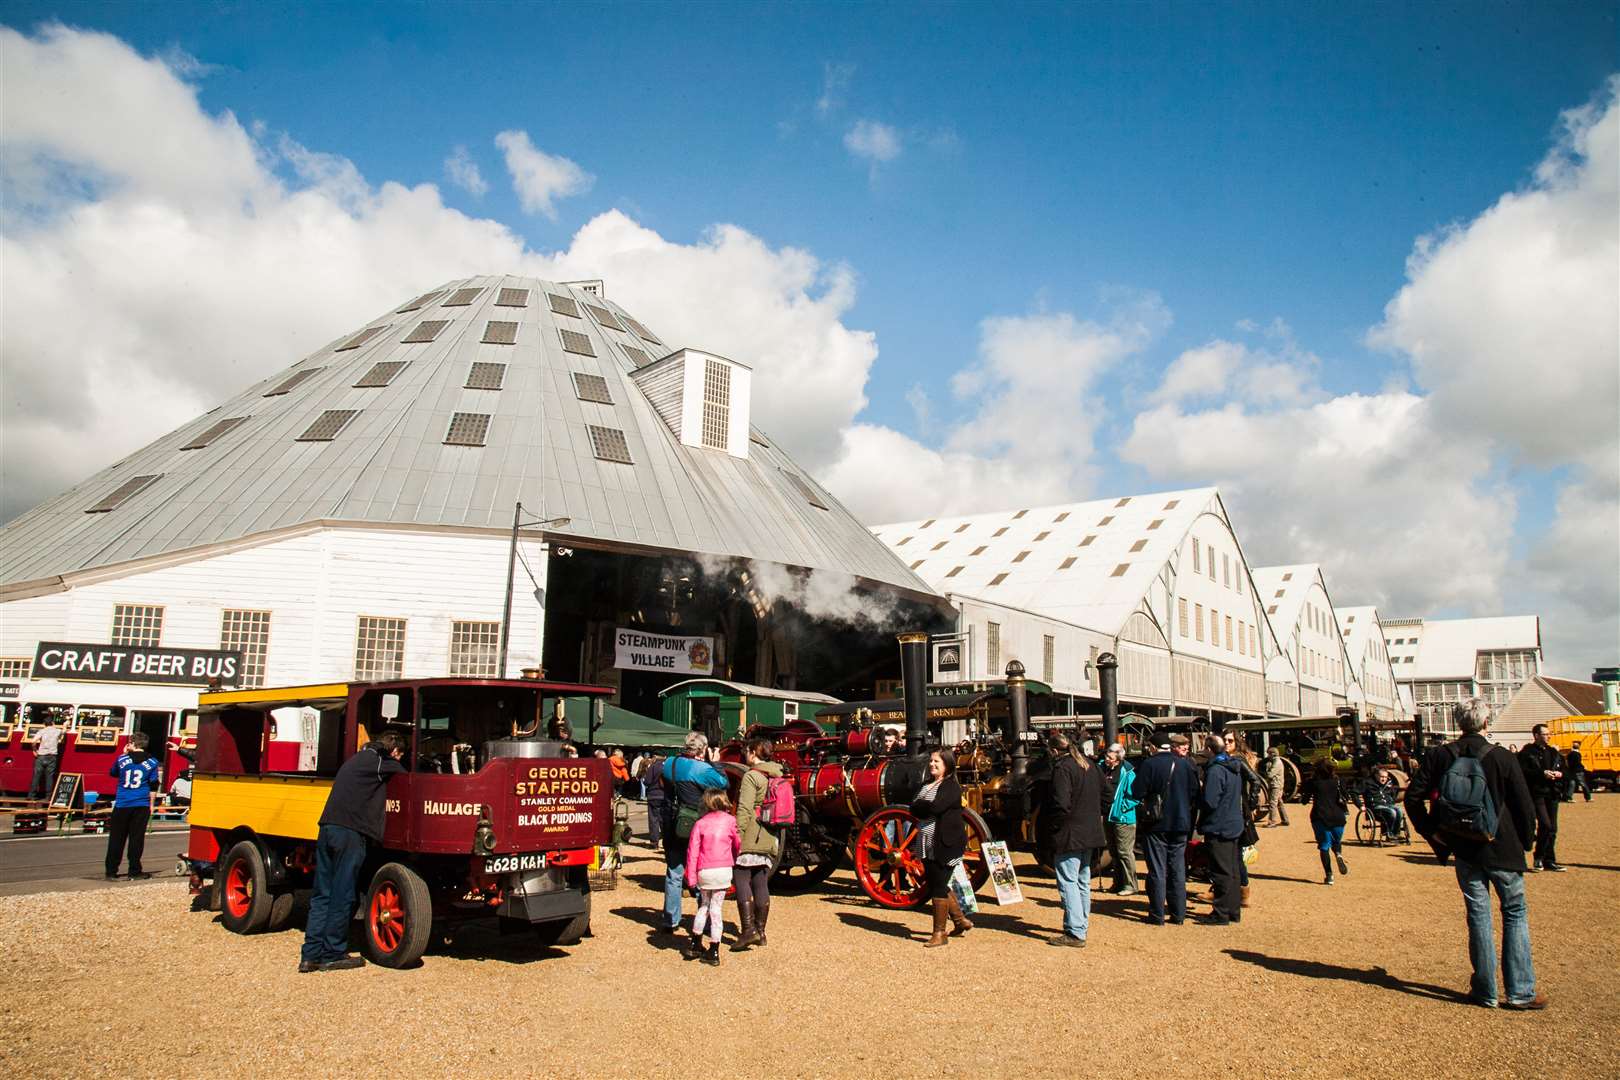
[2,800,1616,1079]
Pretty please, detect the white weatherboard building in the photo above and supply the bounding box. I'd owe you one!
[1251,565,1356,718]
[1383,615,1543,735]
[1334,606,1403,722]
[0,275,944,739]
[872,488,1293,722]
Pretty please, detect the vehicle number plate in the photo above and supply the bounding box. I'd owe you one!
[484,852,546,873]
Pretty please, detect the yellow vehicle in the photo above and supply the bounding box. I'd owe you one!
[1548,714,1620,792]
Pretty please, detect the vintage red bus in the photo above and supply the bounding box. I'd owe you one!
[0,683,199,800]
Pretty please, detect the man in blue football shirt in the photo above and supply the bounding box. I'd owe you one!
[106,732,162,880]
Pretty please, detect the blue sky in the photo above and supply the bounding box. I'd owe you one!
[1,3,1616,671]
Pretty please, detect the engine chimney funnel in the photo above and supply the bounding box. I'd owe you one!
[1097,652,1119,748]
[1006,659,1029,782]
[898,632,930,754]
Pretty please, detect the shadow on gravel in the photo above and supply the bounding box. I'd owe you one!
[609,904,689,952]
[837,911,919,939]
[1562,862,1618,872]
[1248,871,1316,884]
[1223,949,1474,1004]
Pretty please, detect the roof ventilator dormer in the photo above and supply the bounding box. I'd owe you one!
[630,348,753,459]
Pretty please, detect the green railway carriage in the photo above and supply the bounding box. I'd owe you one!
[659,680,842,743]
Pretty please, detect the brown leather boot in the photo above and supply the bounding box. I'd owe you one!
[1241,885,1251,908]
[730,900,760,952]
[924,898,951,947]
[946,894,973,936]
[755,898,769,946]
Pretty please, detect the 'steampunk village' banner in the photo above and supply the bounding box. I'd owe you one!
[32,641,245,686]
[613,628,715,675]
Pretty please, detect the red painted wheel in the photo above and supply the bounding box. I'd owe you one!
[217,840,272,934]
[361,862,432,968]
[852,806,994,910]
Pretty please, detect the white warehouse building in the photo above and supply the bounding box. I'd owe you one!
[1334,606,1404,722]
[0,275,948,756]
[1383,615,1543,735]
[872,488,1296,722]
[1251,565,1356,719]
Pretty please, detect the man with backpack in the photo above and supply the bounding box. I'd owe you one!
[1405,699,1543,1010]
[656,732,729,935]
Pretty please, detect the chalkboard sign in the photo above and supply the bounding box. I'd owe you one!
[48,772,82,810]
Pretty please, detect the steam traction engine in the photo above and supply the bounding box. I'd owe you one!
[721,633,1054,909]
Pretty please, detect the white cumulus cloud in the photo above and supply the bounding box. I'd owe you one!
[494,129,593,219]
[844,119,902,164]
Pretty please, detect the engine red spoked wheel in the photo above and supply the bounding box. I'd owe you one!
[853,806,927,909]
[361,862,433,968]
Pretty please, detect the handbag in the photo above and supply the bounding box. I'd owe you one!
[1138,760,1173,829]
[948,862,979,915]
[667,759,702,840]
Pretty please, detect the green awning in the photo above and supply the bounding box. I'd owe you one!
[563,697,690,748]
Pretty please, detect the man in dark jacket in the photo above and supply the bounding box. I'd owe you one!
[1044,731,1107,947]
[298,730,406,973]
[1517,725,1566,871]
[1198,735,1245,925]
[1131,733,1198,925]
[1405,700,1544,1010]
[1564,742,1591,802]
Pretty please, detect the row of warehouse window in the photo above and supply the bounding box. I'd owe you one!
[1189,537,1244,596]
[911,495,1182,535]
[977,622,1083,685]
[391,285,662,350]
[15,604,509,688]
[1177,598,1258,657]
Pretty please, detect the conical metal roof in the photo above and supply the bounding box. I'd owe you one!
[0,275,933,597]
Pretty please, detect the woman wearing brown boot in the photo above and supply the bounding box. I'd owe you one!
[912,749,970,946]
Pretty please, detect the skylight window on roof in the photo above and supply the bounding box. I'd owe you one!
[354,361,409,388]
[1012,510,1027,519]
[955,523,970,533]
[402,320,450,343]
[1097,515,1114,526]
[1053,512,1069,522]
[988,573,1008,586]
[922,519,936,528]
[335,324,390,351]
[1079,535,1096,547]
[548,293,581,317]
[624,346,651,367]
[1147,518,1164,530]
[1059,556,1076,570]
[1034,531,1050,541]
[1274,589,1285,598]
[444,412,491,446]
[1012,550,1031,563]
[588,425,634,464]
[931,541,947,551]
[482,321,519,345]
[396,291,444,312]
[970,546,986,555]
[896,536,913,546]
[911,560,925,570]
[86,474,161,512]
[466,362,507,390]
[560,328,596,356]
[993,527,1008,537]
[585,304,624,330]
[624,317,660,344]
[296,409,359,442]
[180,416,248,450]
[1164,499,1180,510]
[1282,572,1293,581]
[1268,605,1278,615]
[1115,497,1131,508]
[495,287,530,307]
[572,373,614,404]
[264,368,322,396]
[945,565,964,578]
[1130,539,1148,552]
[749,431,769,447]
[782,470,830,510]
[442,287,483,306]
[1110,563,1130,577]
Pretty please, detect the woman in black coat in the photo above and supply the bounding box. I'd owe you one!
[912,749,972,947]
[1299,757,1350,884]
[1043,731,1107,946]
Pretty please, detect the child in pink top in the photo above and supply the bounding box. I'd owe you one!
[684,788,740,965]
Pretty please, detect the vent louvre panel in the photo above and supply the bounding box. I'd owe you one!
[781,469,829,510]
[180,417,249,450]
[572,373,614,404]
[86,474,162,513]
[335,325,389,351]
[396,291,444,312]
[548,293,581,318]
[264,369,322,396]
[402,320,450,344]
[482,321,518,345]
[588,425,633,464]
[353,361,409,388]
[585,304,624,330]
[559,328,595,356]
[623,345,650,367]
[495,288,530,307]
[441,287,483,306]
[444,412,492,446]
[296,410,360,442]
[465,362,507,390]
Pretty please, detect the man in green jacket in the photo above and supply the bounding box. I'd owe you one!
[732,737,784,951]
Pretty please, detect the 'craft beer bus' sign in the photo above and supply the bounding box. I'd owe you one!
[613,628,715,675]
[31,641,244,686]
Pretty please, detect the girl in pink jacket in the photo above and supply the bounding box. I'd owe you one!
[684,788,740,965]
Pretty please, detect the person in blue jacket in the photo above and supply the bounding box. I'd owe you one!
[655,731,729,934]
[1198,734,1246,925]
[1131,733,1199,925]
[105,733,162,880]
[1101,742,1139,895]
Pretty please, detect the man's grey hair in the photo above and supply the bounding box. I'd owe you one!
[1106,742,1125,756]
[1453,698,1492,734]
[683,731,709,756]
[1205,734,1226,753]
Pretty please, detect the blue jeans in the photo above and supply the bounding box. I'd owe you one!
[300,824,368,964]
[662,836,689,930]
[1144,831,1188,922]
[1313,823,1345,852]
[1455,860,1536,1006]
[1053,851,1092,940]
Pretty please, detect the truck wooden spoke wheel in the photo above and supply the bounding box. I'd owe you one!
[362,862,433,968]
[852,805,991,910]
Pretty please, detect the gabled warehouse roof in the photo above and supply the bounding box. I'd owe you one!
[1253,564,1331,639]
[1384,615,1542,680]
[0,276,932,598]
[872,487,1222,636]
